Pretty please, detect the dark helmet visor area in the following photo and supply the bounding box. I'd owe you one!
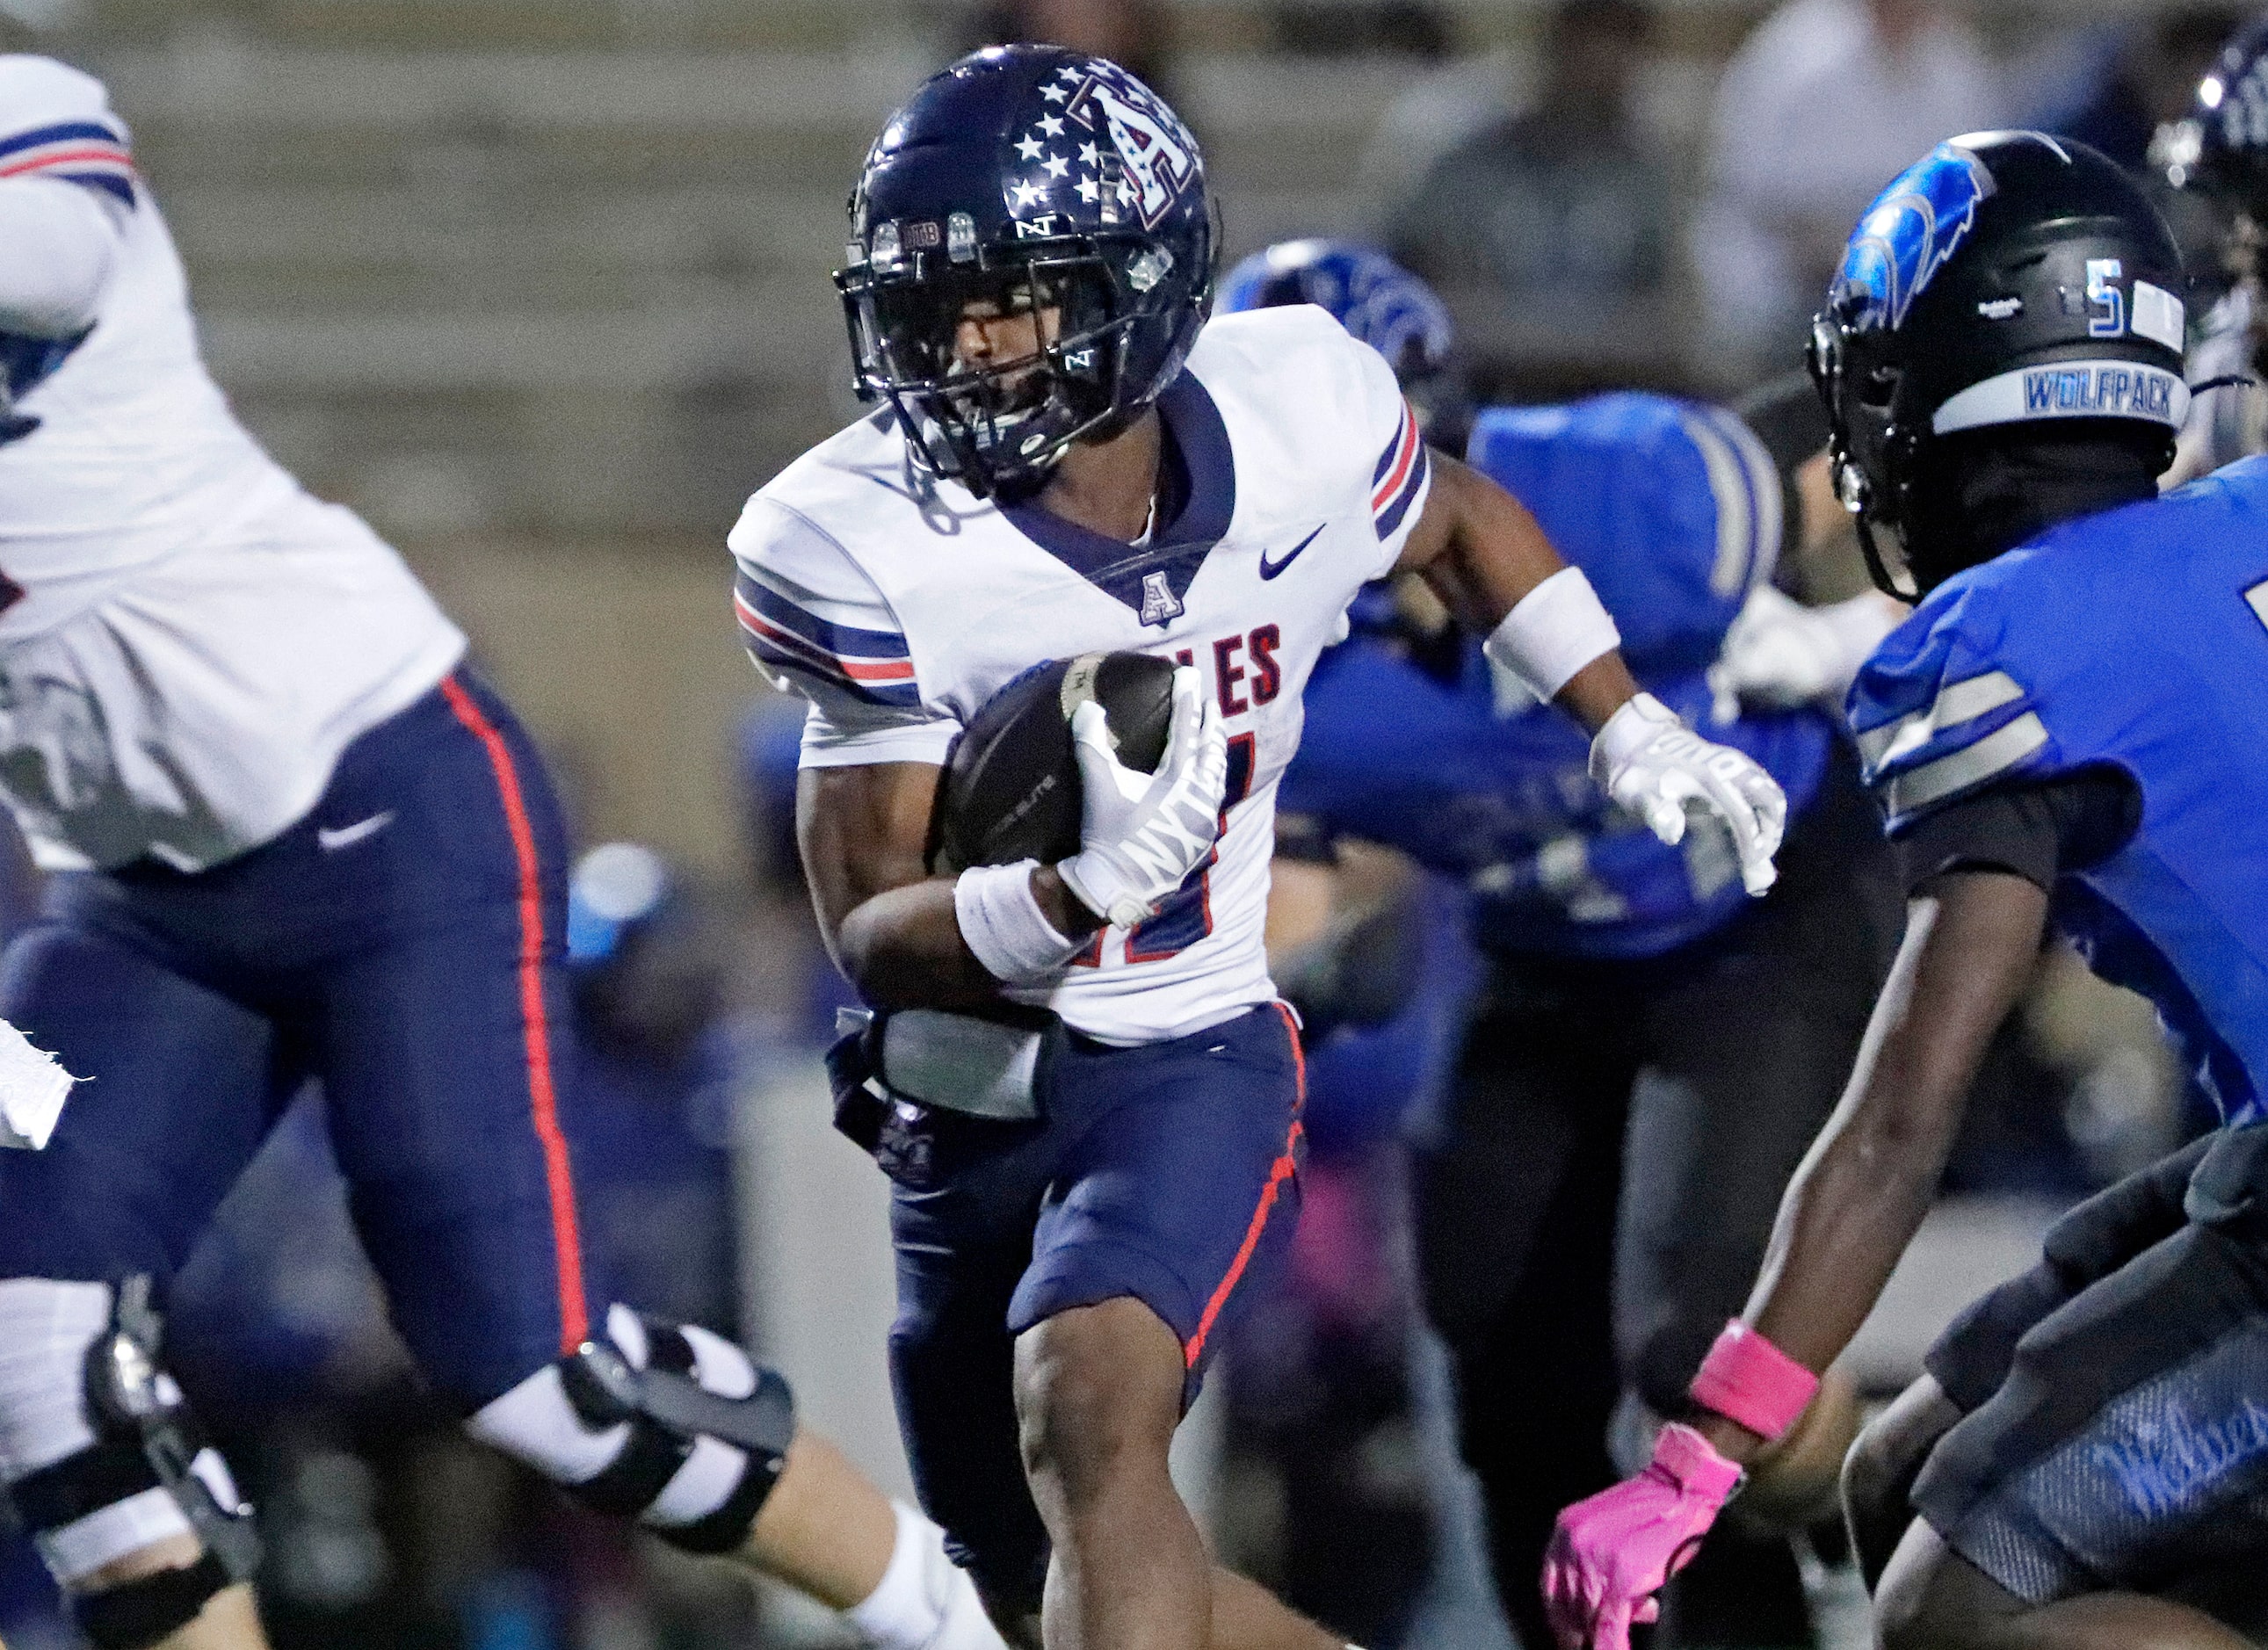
[839,251,1131,494]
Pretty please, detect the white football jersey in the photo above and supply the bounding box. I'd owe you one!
[0,56,464,871]
[729,305,1431,1045]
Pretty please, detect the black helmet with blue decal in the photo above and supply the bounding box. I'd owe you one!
[1809,132,2188,597]
[836,45,1215,499]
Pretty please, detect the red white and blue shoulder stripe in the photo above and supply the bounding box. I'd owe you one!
[1371,399,1429,540]
[0,119,135,206]
[733,572,921,710]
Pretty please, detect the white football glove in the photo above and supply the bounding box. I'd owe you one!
[1591,693,1787,896]
[1059,666,1229,930]
[1707,587,1904,721]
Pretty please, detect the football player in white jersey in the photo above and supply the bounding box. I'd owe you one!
[0,54,1005,1650]
[730,46,1786,1650]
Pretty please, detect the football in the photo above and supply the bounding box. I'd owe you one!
[930,651,1178,873]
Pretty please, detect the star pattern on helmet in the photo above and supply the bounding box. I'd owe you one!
[1008,108,1118,223]
[1004,61,1197,228]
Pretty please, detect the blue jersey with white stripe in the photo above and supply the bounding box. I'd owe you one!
[1467,394,1780,678]
[1850,455,2268,1125]
[1283,392,1830,960]
[1284,639,1829,959]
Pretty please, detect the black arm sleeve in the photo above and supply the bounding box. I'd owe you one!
[1892,767,2141,896]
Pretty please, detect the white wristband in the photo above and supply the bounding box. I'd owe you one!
[953,860,1084,986]
[1482,566,1622,702]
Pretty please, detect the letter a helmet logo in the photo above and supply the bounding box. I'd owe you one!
[1068,73,1195,229]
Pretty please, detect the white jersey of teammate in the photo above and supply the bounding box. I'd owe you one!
[731,305,1430,1046]
[0,56,463,872]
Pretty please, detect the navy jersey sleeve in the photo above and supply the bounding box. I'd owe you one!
[1847,582,2054,836]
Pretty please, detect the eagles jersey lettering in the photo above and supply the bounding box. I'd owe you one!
[1283,391,1825,960]
[1851,455,2268,1125]
[730,305,1430,1045]
[0,57,464,871]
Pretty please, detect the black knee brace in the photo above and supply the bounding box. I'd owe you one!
[558,1312,795,1554]
[7,1278,258,1649]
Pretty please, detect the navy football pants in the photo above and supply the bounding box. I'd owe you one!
[0,672,599,1409]
[877,1001,1308,1609]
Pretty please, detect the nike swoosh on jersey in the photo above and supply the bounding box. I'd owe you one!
[1257,525,1325,581]
[316,811,396,851]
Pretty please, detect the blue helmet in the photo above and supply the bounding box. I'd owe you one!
[1216,238,1467,449]
[836,45,1215,499]
[1217,240,1453,375]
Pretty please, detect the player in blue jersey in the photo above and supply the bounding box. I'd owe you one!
[1220,241,1904,1649]
[1546,133,2268,1650]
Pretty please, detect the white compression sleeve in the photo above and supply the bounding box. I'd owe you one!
[1482,566,1622,703]
[0,177,125,337]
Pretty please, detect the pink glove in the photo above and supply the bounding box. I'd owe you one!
[1540,1422,1743,1650]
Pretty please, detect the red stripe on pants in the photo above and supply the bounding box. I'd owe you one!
[1184,1002,1308,1369]
[439,673,590,1351]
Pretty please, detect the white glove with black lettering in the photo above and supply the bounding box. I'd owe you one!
[1591,693,1787,896]
[1059,666,1229,930]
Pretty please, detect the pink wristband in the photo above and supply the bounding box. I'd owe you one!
[1689,1320,1819,1442]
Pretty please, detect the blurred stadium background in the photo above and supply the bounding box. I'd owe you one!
[0,2,2241,1646]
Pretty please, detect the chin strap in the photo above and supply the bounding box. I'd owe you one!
[1853,512,1924,604]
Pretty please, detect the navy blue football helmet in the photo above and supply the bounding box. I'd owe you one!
[1215,238,1468,449]
[1809,132,2188,597]
[836,45,1215,498]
